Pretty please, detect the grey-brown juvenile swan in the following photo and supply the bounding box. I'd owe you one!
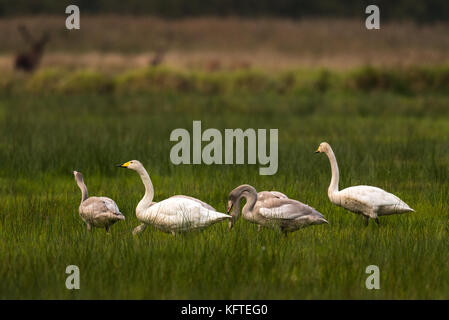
[229,190,288,230]
[227,184,327,235]
[73,171,125,232]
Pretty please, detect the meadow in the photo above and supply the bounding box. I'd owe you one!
[0,71,448,299]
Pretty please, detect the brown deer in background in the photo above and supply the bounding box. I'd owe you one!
[148,30,174,68]
[149,48,166,67]
[14,25,50,72]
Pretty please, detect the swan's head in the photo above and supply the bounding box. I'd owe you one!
[227,184,257,230]
[227,188,241,230]
[315,142,331,154]
[116,160,144,171]
[227,198,238,230]
[73,171,84,182]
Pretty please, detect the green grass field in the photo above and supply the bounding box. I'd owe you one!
[0,82,448,299]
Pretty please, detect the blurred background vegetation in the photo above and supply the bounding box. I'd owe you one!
[0,1,447,91]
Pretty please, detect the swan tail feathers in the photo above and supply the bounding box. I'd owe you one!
[398,202,414,213]
[310,211,328,224]
[114,211,125,220]
[405,202,415,212]
[312,217,328,225]
[202,209,232,221]
[215,212,232,220]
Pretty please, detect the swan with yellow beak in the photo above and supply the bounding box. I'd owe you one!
[315,142,414,225]
[117,160,231,235]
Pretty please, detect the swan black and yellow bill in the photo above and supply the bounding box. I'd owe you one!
[315,146,321,153]
[116,161,131,168]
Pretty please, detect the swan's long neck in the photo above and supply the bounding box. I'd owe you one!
[240,187,258,218]
[232,198,242,220]
[76,179,88,203]
[135,165,154,213]
[229,185,257,229]
[325,147,340,197]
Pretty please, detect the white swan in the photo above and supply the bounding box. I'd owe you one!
[315,142,414,225]
[73,171,125,233]
[227,184,328,235]
[116,160,231,235]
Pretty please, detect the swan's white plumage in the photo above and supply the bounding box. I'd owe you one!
[169,195,216,211]
[336,186,414,218]
[140,197,230,232]
[118,160,231,234]
[316,142,414,223]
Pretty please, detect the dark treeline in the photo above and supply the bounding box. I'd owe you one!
[0,0,448,22]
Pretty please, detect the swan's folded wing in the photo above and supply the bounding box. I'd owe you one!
[81,197,121,215]
[268,191,288,199]
[258,191,288,201]
[151,197,201,217]
[340,186,406,207]
[169,195,216,211]
[149,198,229,227]
[258,199,323,220]
[99,197,122,214]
